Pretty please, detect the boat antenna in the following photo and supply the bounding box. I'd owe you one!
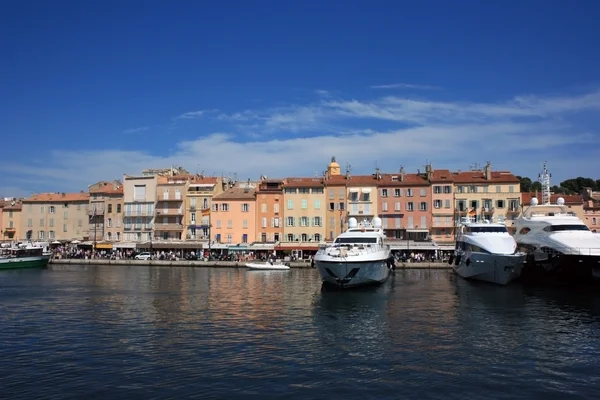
[538,161,551,205]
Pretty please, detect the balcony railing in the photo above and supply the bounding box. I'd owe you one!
[432,221,454,228]
[124,210,151,217]
[154,223,185,231]
[156,209,184,216]
[124,225,153,231]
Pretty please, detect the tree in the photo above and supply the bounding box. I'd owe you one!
[517,176,533,192]
[531,182,542,192]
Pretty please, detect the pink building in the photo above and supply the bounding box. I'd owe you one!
[212,186,257,244]
[378,168,432,240]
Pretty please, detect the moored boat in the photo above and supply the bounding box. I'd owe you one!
[0,246,51,270]
[246,261,291,270]
[314,217,393,289]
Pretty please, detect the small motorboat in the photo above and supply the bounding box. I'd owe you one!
[246,261,291,270]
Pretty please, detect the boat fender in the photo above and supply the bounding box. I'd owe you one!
[448,254,454,265]
[455,255,461,266]
[465,258,471,267]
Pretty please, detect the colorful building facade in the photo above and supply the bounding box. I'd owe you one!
[212,185,257,244]
[1,200,21,241]
[281,177,326,245]
[255,178,284,243]
[88,180,124,247]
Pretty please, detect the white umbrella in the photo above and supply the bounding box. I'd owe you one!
[52,240,61,245]
[71,240,81,244]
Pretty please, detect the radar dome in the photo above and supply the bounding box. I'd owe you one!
[348,217,358,229]
[372,217,382,228]
[530,197,539,206]
[557,197,565,205]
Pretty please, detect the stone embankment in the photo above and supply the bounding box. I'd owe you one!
[49,259,451,269]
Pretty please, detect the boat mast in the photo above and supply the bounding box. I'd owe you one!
[538,161,551,205]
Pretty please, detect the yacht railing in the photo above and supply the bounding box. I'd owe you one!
[540,243,600,257]
[316,243,390,257]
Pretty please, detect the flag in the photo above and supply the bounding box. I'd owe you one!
[202,208,210,217]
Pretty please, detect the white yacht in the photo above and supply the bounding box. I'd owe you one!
[450,217,525,285]
[514,162,600,283]
[514,197,600,283]
[314,217,393,288]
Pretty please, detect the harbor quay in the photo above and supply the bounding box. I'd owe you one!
[48,258,451,269]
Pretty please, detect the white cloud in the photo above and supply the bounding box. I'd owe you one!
[370,83,441,90]
[175,109,218,120]
[3,88,600,195]
[315,89,330,97]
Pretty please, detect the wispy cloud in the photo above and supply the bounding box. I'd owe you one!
[315,89,330,97]
[370,83,441,90]
[122,126,149,134]
[3,88,600,194]
[175,109,218,120]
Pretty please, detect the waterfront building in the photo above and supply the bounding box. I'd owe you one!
[20,192,90,241]
[582,187,600,232]
[122,174,158,242]
[452,162,521,233]
[1,199,22,241]
[211,182,257,244]
[154,175,186,241]
[280,176,326,253]
[378,167,431,241]
[88,181,124,249]
[429,167,455,244]
[255,176,284,243]
[185,176,223,241]
[324,157,347,240]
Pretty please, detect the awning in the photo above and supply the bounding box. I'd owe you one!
[406,229,429,233]
[189,183,215,188]
[361,188,372,193]
[114,242,137,249]
[348,188,359,193]
[94,243,113,250]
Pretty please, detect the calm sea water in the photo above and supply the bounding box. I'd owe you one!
[1,266,600,400]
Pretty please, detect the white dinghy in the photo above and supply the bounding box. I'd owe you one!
[246,261,291,270]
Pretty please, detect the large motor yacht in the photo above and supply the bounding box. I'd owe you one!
[514,162,600,283]
[314,217,393,288]
[450,217,525,285]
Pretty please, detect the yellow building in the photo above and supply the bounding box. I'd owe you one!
[20,192,90,242]
[324,157,347,241]
[88,181,124,248]
[452,162,521,232]
[2,200,22,241]
[280,177,326,249]
[345,170,380,226]
[185,176,225,242]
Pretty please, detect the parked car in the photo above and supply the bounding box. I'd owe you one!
[135,252,152,260]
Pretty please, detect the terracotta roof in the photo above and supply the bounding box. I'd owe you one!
[521,193,583,205]
[213,187,256,200]
[3,203,22,211]
[429,169,454,183]
[24,192,90,203]
[88,181,123,194]
[377,173,429,187]
[283,177,325,188]
[452,170,520,184]
[324,174,382,186]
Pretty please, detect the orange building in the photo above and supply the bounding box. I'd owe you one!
[212,185,257,244]
[378,167,432,241]
[582,187,600,233]
[255,177,284,243]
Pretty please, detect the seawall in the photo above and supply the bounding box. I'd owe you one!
[49,259,451,269]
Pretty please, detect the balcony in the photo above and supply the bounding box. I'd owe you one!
[432,221,454,228]
[347,210,374,217]
[154,223,185,231]
[124,210,151,217]
[432,208,454,215]
[506,206,521,214]
[156,209,184,216]
[124,225,153,231]
[87,207,105,215]
[157,194,183,201]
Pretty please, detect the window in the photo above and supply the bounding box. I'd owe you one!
[509,200,519,211]
[133,185,146,201]
[406,202,414,211]
[394,188,401,197]
[300,216,309,227]
[242,219,248,229]
[394,202,401,211]
[419,202,428,211]
[314,200,321,209]
[445,199,451,208]
[273,218,281,227]
[313,216,322,226]
[314,233,321,242]
[107,218,112,228]
[381,189,388,197]
[284,188,296,194]
[262,217,267,228]
[227,220,232,229]
[382,202,388,211]
[483,186,489,193]
[216,220,222,228]
[38,231,45,239]
[406,189,413,197]
[49,206,55,214]
[497,200,505,208]
[274,233,280,241]
[9,221,13,228]
[470,186,477,193]
[420,188,426,197]
[299,188,310,194]
[117,204,121,213]
[286,216,295,226]
[107,204,112,213]
[27,218,32,227]
[339,188,345,199]
[221,204,229,212]
[301,199,308,209]
[64,211,68,219]
[329,202,335,211]
[287,234,294,242]
[509,186,514,193]
[261,203,267,213]
[434,186,441,194]
[49,218,55,227]
[483,200,492,210]
[301,233,309,242]
[350,192,358,201]
[212,203,218,212]
[226,234,233,244]
[39,219,44,227]
[496,186,501,193]
[434,200,442,209]
[444,186,452,194]
[457,200,466,212]
[363,192,370,202]
[329,216,335,228]
[339,202,345,211]
[470,200,479,210]
[312,188,324,194]
[329,189,335,198]
[287,200,294,210]
[241,203,250,212]
[40,206,45,213]
[49,231,55,239]
[274,203,279,213]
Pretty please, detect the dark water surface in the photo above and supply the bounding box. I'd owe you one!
[1,266,600,399]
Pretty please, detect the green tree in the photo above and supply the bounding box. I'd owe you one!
[517,176,533,192]
[531,181,542,192]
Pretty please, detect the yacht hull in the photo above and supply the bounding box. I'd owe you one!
[521,253,600,284]
[453,252,525,285]
[315,259,390,288]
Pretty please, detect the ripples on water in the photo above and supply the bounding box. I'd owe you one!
[1,266,600,399]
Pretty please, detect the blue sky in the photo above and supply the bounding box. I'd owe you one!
[1,0,600,196]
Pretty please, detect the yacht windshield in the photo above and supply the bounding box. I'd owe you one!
[467,226,507,233]
[545,225,589,232]
[335,237,378,244]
